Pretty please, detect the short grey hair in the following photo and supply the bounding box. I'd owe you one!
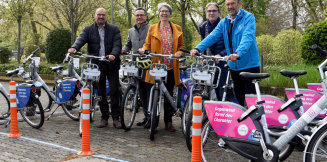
[158,2,172,14]
[206,2,221,16]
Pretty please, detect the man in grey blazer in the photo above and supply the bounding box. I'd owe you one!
[68,8,122,129]
[121,7,151,128]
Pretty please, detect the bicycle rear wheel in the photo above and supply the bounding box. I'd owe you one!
[20,97,44,129]
[40,87,53,112]
[150,88,159,141]
[120,85,138,131]
[304,124,327,162]
[0,91,10,120]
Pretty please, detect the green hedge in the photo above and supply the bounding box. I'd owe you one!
[46,28,71,63]
[0,47,11,64]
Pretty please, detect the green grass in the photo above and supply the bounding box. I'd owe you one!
[261,64,321,88]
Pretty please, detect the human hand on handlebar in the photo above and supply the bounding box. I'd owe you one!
[138,48,145,55]
[106,55,116,61]
[68,48,77,54]
[226,53,240,61]
[215,54,222,64]
[174,52,182,58]
[190,49,199,57]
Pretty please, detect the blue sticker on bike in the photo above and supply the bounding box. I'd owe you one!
[16,86,31,109]
[56,81,76,103]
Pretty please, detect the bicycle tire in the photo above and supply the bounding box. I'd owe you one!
[120,85,138,131]
[40,86,53,112]
[62,89,80,121]
[79,112,82,137]
[90,94,98,122]
[150,88,159,141]
[201,120,224,162]
[0,91,10,120]
[20,96,44,129]
[181,96,191,137]
[304,124,327,162]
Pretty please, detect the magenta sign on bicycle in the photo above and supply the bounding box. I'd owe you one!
[205,101,257,140]
[307,83,323,93]
[245,95,297,127]
[285,88,327,118]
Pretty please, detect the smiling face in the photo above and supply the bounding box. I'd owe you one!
[206,5,220,24]
[135,9,147,25]
[94,8,107,26]
[159,6,171,22]
[225,0,241,19]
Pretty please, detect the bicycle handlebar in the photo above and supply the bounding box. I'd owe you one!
[312,44,327,57]
[23,48,40,65]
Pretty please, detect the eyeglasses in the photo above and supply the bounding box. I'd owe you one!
[160,10,170,13]
[206,10,218,13]
[97,14,106,17]
[135,14,146,17]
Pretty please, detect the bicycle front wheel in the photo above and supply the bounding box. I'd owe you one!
[62,91,80,121]
[0,91,10,120]
[150,88,159,141]
[20,97,44,129]
[120,85,138,131]
[181,96,191,137]
[201,120,224,162]
[304,124,327,162]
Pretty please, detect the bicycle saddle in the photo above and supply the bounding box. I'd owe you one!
[280,69,307,78]
[6,69,19,77]
[49,65,64,72]
[239,72,270,80]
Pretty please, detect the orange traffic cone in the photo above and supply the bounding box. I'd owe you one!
[77,88,94,156]
[191,96,202,162]
[8,81,22,137]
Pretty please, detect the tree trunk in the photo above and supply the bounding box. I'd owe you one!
[17,16,22,64]
[189,13,200,34]
[291,0,298,30]
[126,0,132,28]
[29,11,39,45]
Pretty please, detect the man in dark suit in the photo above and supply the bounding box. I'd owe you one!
[68,8,122,129]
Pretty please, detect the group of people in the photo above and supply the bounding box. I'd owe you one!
[67,0,261,133]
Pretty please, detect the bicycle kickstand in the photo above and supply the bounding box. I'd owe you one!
[46,105,61,120]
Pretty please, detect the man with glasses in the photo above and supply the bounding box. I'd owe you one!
[199,3,227,101]
[68,8,122,129]
[121,7,151,128]
[190,0,261,106]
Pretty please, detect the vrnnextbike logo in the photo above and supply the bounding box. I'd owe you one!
[237,124,248,136]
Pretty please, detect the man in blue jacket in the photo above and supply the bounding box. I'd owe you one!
[199,2,227,101]
[190,0,261,106]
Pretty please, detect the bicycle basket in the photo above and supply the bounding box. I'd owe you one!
[82,63,100,82]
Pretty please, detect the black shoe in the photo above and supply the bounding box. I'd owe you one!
[144,119,151,129]
[137,118,147,126]
[97,120,108,128]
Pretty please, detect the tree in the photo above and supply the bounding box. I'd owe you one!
[3,0,32,63]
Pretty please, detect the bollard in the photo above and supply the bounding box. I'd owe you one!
[191,96,202,162]
[77,88,94,156]
[8,81,22,137]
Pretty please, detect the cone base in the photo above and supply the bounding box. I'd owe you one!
[8,133,22,137]
[77,150,95,156]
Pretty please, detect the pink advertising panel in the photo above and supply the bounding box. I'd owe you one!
[285,88,327,117]
[307,83,323,93]
[204,101,258,140]
[245,95,297,127]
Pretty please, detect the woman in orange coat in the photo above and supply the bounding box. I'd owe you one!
[139,2,185,132]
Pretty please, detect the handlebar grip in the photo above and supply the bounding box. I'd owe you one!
[312,44,327,57]
[31,48,40,55]
[144,50,150,55]
[180,49,190,53]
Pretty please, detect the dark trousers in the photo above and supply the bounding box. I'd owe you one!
[163,70,175,124]
[214,67,228,101]
[230,67,260,106]
[138,80,151,120]
[98,62,121,121]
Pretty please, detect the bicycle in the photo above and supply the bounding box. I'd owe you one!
[145,52,185,140]
[1,48,44,128]
[75,53,109,136]
[200,44,327,162]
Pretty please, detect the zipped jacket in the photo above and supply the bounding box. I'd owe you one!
[123,22,150,54]
[195,9,260,71]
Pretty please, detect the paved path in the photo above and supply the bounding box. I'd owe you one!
[0,81,304,162]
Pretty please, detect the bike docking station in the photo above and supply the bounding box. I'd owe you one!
[77,88,94,156]
[8,81,22,137]
[191,96,202,162]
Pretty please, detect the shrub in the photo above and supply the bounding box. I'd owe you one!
[46,28,71,63]
[272,29,303,65]
[300,21,327,64]
[257,34,274,65]
[0,47,11,64]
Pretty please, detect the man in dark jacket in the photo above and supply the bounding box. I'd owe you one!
[68,7,122,129]
[121,7,151,128]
